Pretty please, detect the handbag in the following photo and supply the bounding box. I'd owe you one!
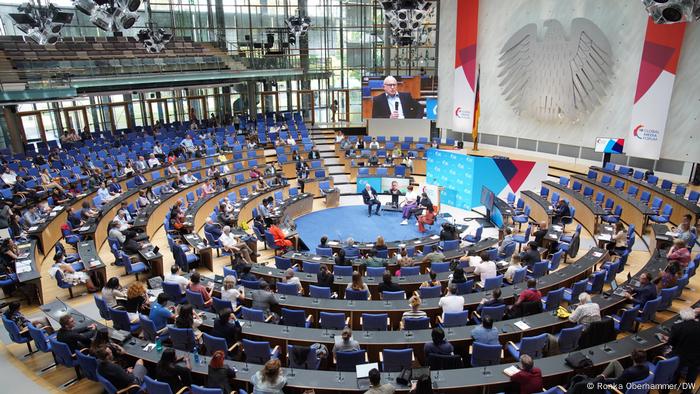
[396,368,412,386]
[565,351,593,369]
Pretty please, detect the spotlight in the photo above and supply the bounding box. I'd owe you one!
[285,9,311,45]
[137,26,173,53]
[641,0,700,24]
[72,0,140,32]
[380,0,434,46]
[9,1,73,45]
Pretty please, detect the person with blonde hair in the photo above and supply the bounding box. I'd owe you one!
[346,271,371,300]
[402,295,427,328]
[250,358,286,394]
[221,275,244,303]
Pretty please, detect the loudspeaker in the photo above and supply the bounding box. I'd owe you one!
[692,163,700,186]
[456,141,464,149]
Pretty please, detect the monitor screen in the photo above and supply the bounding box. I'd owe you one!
[594,137,624,154]
[480,186,495,211]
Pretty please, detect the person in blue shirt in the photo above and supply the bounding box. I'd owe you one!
[109,178,122,194]
[149,293,175,330]
[423,327,454,359]
[471,315,500,345]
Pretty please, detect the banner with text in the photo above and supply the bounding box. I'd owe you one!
[451,0,479,131]
[626,19,685,160]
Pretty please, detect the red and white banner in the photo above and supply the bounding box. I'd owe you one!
[626,19,686,160]
[452,0,479,132]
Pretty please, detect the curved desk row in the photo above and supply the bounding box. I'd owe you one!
[591,166,700,226]
[238,248,606,329]
[543,180,606,237]
[521,190,553,226]
[572,175,654,236]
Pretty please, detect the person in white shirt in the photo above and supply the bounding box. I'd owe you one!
[153,144,164,156]
[474,251,497,286]
[438,284,465,319]
[113,210,131,231]
[402,156,413,171]
[147,154,160,168]
[164,265,190,294]
[504,255,523,284]
[1,167,17,186]
[459,253,482,268]
[283,268,303,294]
[369,138,380,149]
[218,226,254,264]
[182,172,197,184]
[286,136,296,146]
[97,182,115,203]
[400,185,419,225]
[568,292,601,328]
[221,275,244,303]
[167,164,180,176]
[135,156,148,171]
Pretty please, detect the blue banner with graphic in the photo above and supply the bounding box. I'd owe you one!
[425,98,438,120]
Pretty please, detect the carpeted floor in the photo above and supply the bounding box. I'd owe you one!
[294,205,440,245]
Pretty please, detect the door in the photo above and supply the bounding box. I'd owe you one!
[62,106,89,133]
[331,89,350,122]
[148,99,170,124]
[18,112,45,143]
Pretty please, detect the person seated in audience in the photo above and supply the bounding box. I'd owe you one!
[474,251,497,287]
[40,168,66,192]
[212,307,242,349]
[519,242,541,268]
[552,199,571,225]
[102,277,127,308]
[335,248,350,266]
[424,327,454,359]
[169,201,190,235]
[606,222,628,256]
[283,268,303,294]
[440,222,460,241]
[508,354,543,394]
[378,271,402,294]
[89,328,126,364]
[362,184,382,217]
[369,138,380,150]
[595,349,648,388]
[472,315,499,345]
[624,272,657,308]
[317,264,335,288]
[365,367,395,394]
[167,163,180,177]
[176,303,203,337]
[438,284,465,319]
[207,350,237,392]
[673,214,695,245]
[417,204,436,233]
[251,358,287,394]
[368,152,379,166]
[22,205,43,227]
[532,221,549,249]
[147,153,160,168]
[3,301,53,334]
[57,314,96,352]
[221,275,245,304]
[164,265,190,294]
[333,326,361,356]
[81,201,99,220]
[476,287,505,315]
[109,178,123,195]
[238,264,257,282]
[95,347,147,390]
[135,191,150,211]
[216,203,236,227]
[286,135,297,146]
[219,225,254,264]
[421,271,440,288]
[395,249,416,275]
[51,253,97,292]
[1,166,17,186]
[421,244,445,264]
[511,279,541,310]
[188,272,213,308]
[269,218,294,251]
[200,180,216,197]
[182,171,197,184]
[51,187,71,205]
[658,308,700,394]
[97,182,117,204]
[402,155,414,171]
[347,271,371,300]
[251,281,279,322]
[568,292,601,328]
[363,249,387,268]
[391,145,403,159]
[149,293,175,331]
[113,210,131,231]
[155,348,192,393]
[504,255,523,284]
[666,238,691,269]
[401,295,428,328]
[343,237,359,257]
[653,261,681,292]
[447,266,467,288]
[124,281,150,315]
[318,235,329,249]
[373,235,388,253]
[249,165,263,179]
[180,135,196,156]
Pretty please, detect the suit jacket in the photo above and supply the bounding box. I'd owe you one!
[56,327,93,352]
[371,92,423,119]
[204,223,223,239]
[669,319,700,364]
[308,151,320,160]
[212,318,242,346]
[631,283,657,307]
[98,360,137,390]
[362,187,379,204]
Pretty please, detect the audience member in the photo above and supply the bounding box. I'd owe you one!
[365,367,395,394]
[568,292,601,327]
[333,326,361,356]
[155,348,192,393]
[624,272,657,307]
[187,271,213,307]
[438,284,465,319]
[508,354,543,394]
[423,327,453,359]
[250,359,286,394]
[95,347,147,390]
[595,349,648,388]
[471,315,499,345]
[56,314,96,352]
[402,295,428,328]
[207,350,237,393]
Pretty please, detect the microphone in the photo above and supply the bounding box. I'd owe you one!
[394,101,399,111]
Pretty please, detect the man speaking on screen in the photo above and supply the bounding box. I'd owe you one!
[371,75,423,119]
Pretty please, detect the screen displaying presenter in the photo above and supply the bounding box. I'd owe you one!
[371,76,423,119]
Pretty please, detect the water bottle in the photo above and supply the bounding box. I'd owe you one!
[155,337,162,352]
[193,346,200,364]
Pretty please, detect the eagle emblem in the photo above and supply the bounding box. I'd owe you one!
[498,18,613,122]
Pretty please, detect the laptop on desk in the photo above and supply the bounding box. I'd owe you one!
[356,362,379,379]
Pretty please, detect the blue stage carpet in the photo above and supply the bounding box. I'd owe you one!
[294,205,439,246]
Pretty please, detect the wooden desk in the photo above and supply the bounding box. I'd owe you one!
[543,181,605,237]
[521,190,553,226]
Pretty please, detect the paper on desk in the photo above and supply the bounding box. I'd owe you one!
[79,226,90,231]
[327,241,339,246]
[552,225,563,231]
[665,231,675,236]
[503,365,520,376]
[593,251,603,258]
[513,321,530,330]
[312,256,322,261]
[430,235,440,240]
[366,243,374,247]
[52,206,63,211]
[598,234,612,241]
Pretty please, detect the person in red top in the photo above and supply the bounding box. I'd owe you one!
[249,166,263,179]
[187,272,213,307]
[417,205,436,233]
[269,218,293,251]
[509,354,543,394]
[515,279,542,305]
[666,238,691,269]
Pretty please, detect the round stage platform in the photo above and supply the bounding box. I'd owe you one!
[294,205,440,245]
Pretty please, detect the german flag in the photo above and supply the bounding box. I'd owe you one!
[472,65,480,150]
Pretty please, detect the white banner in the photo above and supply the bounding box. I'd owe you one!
[625,71,674,160]
[452,67,475,132]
